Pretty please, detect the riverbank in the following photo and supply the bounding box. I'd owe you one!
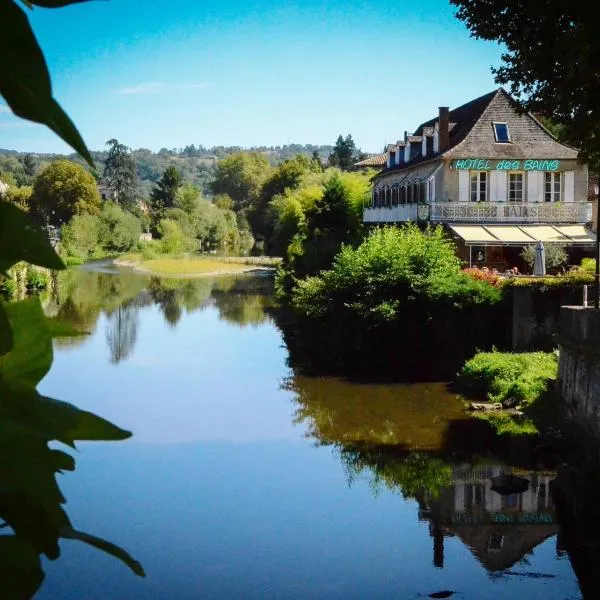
[114,254,281,278]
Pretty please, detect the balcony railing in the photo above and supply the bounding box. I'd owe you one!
[428,201,592,223]
[363,202,592,224]
[363,205,418,223]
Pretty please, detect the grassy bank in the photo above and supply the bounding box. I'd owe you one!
[456,351,558,435]
[115,254,281,277]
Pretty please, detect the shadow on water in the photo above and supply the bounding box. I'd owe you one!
[286,373,600,592]
[0,297,144,599]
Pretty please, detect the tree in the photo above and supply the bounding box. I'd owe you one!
[210,152,271,214]
[31,160,101,226]
[103,139,138,209]
[175,181,202,213]
[328,135,357,170]
[151,166,183,216]
[98,203,142,252]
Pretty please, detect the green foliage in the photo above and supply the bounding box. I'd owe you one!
[175,181,202,213]
[457,351,557,406]
[328,134,358,170]
[61,214,100,259]
[451,0,600,171]
[0,277,17,300]
[103,139,138,209]
[580,257,596,273]
[25,266,49,293]
[2,184,33,211]
[0,0,93,165]
[504,271,594,288]
[520,243,568,270]
[158,219,189,255]
[210,152,272,214]
[98,202,142,253]
[151,166,183,215]
[31,160,100,226]
[281,225,506,377]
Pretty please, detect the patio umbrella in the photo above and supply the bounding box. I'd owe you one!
[533,240,546,276]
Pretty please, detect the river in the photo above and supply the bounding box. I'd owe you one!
[29,266,582,599]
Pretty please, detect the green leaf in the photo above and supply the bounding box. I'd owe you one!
[0,1,93,167]
[0,299,53,391]
[60,527,146,577]
[0,536,45,600]
[45,316,87,339]
[0,202,64,273]
[0,304,13,357]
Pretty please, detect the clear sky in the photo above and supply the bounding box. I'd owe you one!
[0,0,503,154]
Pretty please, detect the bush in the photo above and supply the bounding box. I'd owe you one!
[456,351,557,406]
[281,225,506,378]
[26,266,49,293]
[61,213,100,259]
[580,257,596,273]
[98,202,142,252]
[158,219,189,255]
[520,243,568,270]
[0,277,16,300]
[463,267,503,287]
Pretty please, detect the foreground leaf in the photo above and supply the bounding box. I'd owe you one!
[0,202,64,274]
[0,1,93,166]
[61,527,146,577]
[0,535,44,600]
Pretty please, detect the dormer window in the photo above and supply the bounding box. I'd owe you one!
[493,122,511,143]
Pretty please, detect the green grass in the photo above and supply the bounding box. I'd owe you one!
[456,350,558,436]
[116,254,280,276]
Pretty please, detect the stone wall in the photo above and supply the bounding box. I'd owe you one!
[558,307,600,436]
[511,285,585,351]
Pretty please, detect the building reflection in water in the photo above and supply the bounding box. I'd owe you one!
[418,464,561,572]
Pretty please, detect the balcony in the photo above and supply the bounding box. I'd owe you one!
[362,204,418,223]
[428,202,592,224]
[363,202,592,224]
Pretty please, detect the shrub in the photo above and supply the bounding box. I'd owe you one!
[282,225,506,378]
[520,243,568,270]
[580,257,596,273]
[462,267,503,287]
[98,202,142,252]
[158,219,188,255]
[61,214,100,259]
[456,351,557,407]
[26,266,50,293]
[0,277,16,300]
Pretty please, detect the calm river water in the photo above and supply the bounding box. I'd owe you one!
[32,267,582,599]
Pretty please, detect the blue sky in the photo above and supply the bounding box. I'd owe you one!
[0,0,503,154]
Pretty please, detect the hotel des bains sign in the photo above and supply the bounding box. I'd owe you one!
[452,159,560,171]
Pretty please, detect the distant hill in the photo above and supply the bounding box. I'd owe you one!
[0,144,334,196]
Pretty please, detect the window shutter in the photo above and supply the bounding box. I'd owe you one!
[527,171,543,202]
[496,171,508,201]
[564,171,575,202]
[430,176,436,202]
[458,170,469,202]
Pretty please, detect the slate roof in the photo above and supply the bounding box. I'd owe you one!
[354,153,387,168]
[375,88,579,179]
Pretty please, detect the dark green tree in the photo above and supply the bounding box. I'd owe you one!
[22,153,36,178]
[103,139,138,209]
[150,166,183,215]
[328,134,357,171]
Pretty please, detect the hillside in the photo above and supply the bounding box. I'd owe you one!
[0,144,334,196]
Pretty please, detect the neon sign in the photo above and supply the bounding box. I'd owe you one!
[453,159,560,171]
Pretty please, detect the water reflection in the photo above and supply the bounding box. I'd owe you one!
[288,373,566,580]
[45,269,275,360]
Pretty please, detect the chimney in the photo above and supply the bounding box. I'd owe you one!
[438,107,449,152]
[404,130,408,142]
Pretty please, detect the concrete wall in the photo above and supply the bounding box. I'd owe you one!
[558,307,600,436]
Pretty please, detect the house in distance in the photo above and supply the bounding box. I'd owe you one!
[363,89,596,270]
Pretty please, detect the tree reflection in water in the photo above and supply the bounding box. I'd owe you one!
[287,373,564,576]
[0,298,144,599]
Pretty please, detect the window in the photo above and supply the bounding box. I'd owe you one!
[391,186,399,207]
[470,171,487,202]
[400,186,406,204]
[487,534,504,553]
[508,173,524,202]
[493,122,511,143]
[389,152,396,167]
[544,172,562,202]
